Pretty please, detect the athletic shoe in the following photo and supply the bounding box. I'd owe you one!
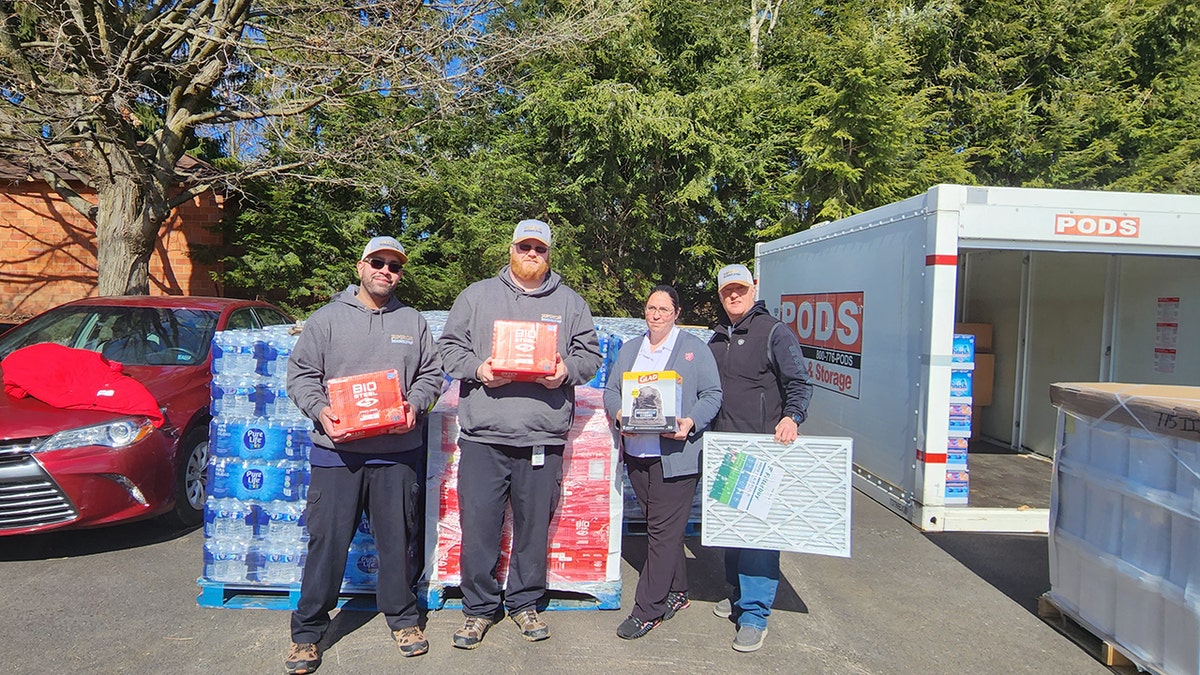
[393,626,429,657]
[616,614,661,640]
[452,615,494,649]
[510,608,551,641]
[663,592,690,620]
[284,642,321,674]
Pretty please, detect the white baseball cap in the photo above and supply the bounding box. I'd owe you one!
[361,236,408,264]
[717,263,755,291]
[512,219,552,247]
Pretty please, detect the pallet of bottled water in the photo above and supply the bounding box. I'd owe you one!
[200,326,381,598]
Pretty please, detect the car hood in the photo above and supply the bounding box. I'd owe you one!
[0,364,206,441]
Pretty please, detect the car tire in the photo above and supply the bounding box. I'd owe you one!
[171,426,209,528]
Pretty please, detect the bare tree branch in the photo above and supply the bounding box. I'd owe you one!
[0,0,633,294]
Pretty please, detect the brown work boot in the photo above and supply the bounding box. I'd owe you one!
[452,615,494,649]
[509,608,550,641]
[284,642,321,674]
[393,625,429,657]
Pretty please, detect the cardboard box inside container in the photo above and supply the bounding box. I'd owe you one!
[973,352,995,406]
[492,320,558,381]
[955,322,993,353]
[327,369,407,440]
[621,371,683,433]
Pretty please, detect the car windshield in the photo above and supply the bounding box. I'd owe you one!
[0,305,219,367]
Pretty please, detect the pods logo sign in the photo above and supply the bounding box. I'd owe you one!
[1055,214,1140,238]
[779,292,864,399]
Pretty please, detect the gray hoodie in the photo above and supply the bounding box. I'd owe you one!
[438,265,601,446]
[287,285,444,457]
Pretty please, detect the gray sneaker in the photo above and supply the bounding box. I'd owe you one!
[713,598,732,618]
[732,625,768,652]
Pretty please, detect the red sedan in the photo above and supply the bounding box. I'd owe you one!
[0,296,293,535]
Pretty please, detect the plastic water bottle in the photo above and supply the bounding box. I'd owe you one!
[232,459,272,502]
[270,335,293,382]
[234,418,271,459]
[262,417,304,460]
[260,541,304,585]
[226,332,252,376]
[207,497,256,540]
[207,458,236,499]
[233,459,304,502]
[262,501,307,543]
[210,418,239,458]
[203,496,222,538]
[343,539,379,588]
[229,376,257,418]
[203,539,252,582]
[353,512,374,544]
[211,332,230,376]
[253,332,273,378]
[266,385,298,420]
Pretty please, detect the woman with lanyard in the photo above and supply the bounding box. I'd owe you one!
[604,285,723,639]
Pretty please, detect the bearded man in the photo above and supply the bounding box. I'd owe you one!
[437,219,601,650]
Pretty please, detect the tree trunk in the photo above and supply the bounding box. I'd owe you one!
[94,171,171,296]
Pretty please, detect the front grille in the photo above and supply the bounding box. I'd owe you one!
[0,441,77,531]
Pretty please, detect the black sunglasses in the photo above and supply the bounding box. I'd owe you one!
[515,242,548,254]
[364,257,402,274]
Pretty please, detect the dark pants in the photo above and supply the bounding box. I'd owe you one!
[457,438,563,617]
[625,455,697,622]
[291,461,422,643]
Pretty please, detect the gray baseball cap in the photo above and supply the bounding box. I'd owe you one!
[717,263,754,291]
[361,236,408,264]
[512,219,552,247]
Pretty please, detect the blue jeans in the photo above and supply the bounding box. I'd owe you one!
[725,547,779,630]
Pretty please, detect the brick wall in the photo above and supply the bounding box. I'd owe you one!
[0,182,225,318]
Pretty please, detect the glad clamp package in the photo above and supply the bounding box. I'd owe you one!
[491,320,558,381]
[621,371,683,433]
[326,369,407,441]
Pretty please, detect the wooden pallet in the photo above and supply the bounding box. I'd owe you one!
[421,580,622,611]
[1037,594,1139,671]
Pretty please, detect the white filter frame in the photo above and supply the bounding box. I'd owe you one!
[701,432,853,557]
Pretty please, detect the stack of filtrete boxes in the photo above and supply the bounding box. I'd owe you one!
[946,332,975,505]
[946,323,996,506]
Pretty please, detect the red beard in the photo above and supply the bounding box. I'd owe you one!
[510,251,549,285]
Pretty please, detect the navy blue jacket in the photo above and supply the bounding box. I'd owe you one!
[707,301,813,434]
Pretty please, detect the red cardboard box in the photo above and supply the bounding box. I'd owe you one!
[425,383,620,587]
[326,369,407,441]
[491,320,558,381]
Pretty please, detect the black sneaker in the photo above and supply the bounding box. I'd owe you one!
[663,592,690,621]
[284,642,321,674]
[616,614,661,640]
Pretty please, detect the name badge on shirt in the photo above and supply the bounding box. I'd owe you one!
[532,445,545,467]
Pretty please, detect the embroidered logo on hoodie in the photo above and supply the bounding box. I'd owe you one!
[391,334,414,345]
[540,313,563,324]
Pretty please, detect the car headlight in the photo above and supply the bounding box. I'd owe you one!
[35,417,156,452]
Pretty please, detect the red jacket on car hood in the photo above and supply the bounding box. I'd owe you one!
[2,343,165,427]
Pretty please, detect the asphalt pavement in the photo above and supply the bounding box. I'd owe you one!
[0,491,1110,674]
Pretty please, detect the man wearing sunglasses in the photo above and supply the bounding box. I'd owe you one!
[438,219,602,650]
[285,236,445,673]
